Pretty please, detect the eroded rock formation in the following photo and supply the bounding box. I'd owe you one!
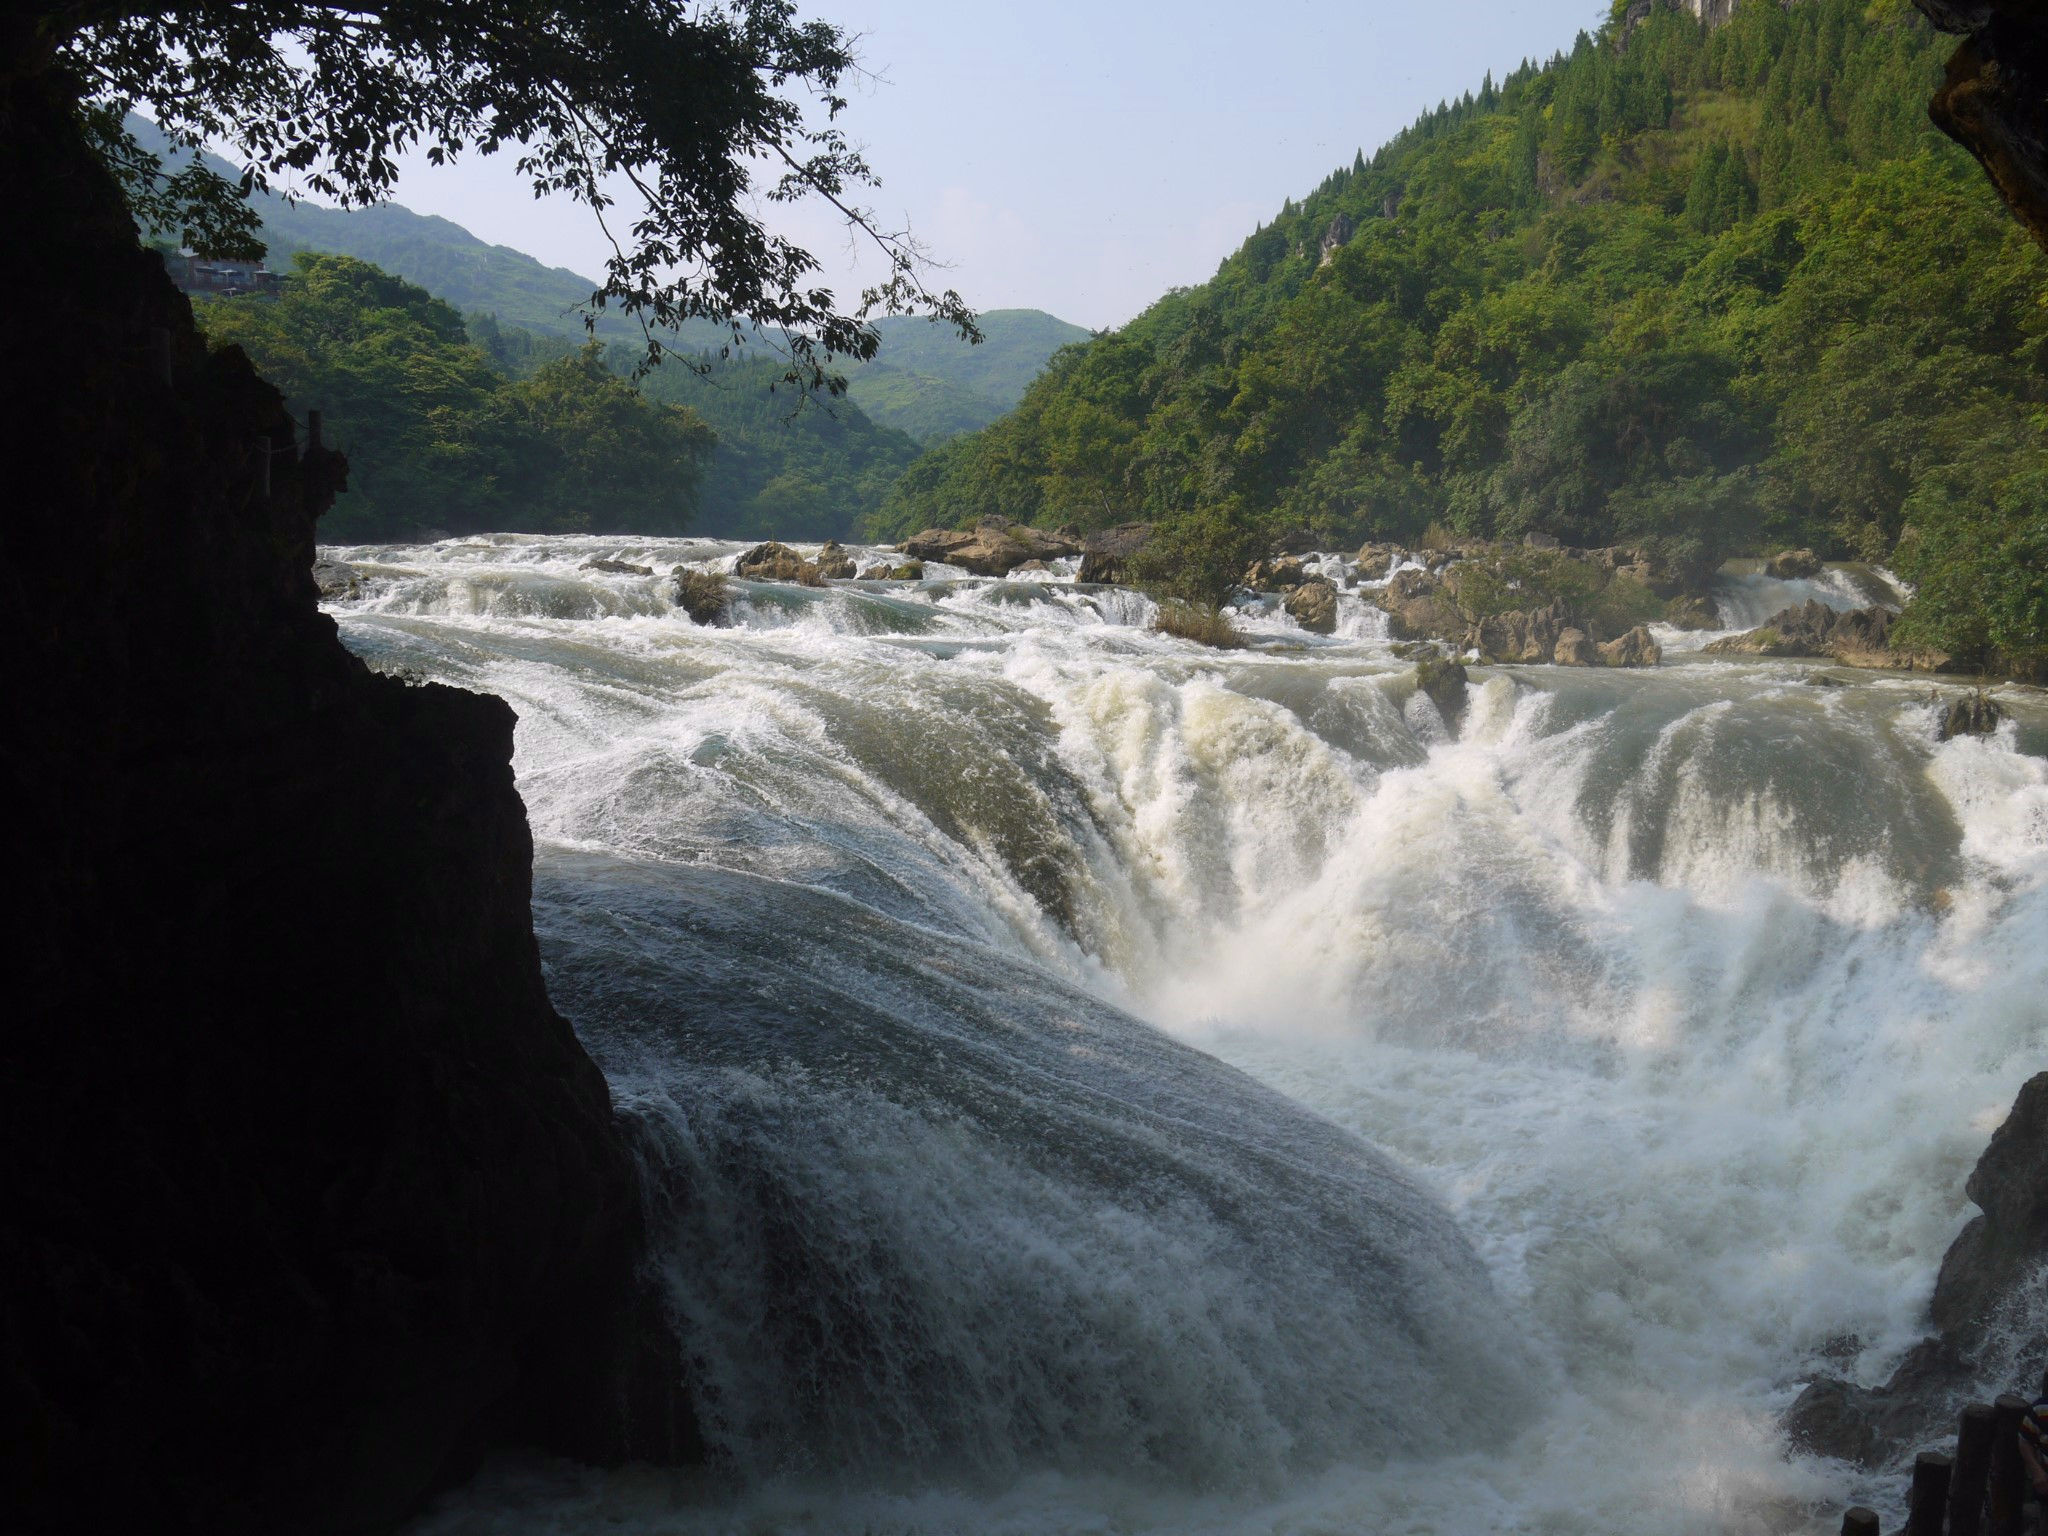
[1,60,674,1536]
[1915,1,2048,249]
[900,515,1082,576]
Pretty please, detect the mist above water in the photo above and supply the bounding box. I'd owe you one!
[329,534,2046,1536]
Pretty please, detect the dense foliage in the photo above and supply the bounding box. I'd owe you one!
[66,0,973,379]
[882,0,2048,674]
[200,254,713,540]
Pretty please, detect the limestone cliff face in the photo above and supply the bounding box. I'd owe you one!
[1915,0,2048,249]
[0,57,683,1536]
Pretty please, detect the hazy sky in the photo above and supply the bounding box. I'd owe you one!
[377,0,1605,330]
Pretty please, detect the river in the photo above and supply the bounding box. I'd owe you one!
[320,534,2046,1536]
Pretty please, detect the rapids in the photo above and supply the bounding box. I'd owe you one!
[323,534,2047,1536]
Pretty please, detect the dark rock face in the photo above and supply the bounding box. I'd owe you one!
[1915,1,2048,250]
[1077,521,1153,585]
[1930,1073,2048,1349]
[1,64,667,1536]
[901,515,1082,577]
[1785,1074,2048,1468]
[1937,690,2007,741]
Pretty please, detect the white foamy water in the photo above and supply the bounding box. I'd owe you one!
[323,535,2046,1536]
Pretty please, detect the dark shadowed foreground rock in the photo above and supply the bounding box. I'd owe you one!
[1786,1073,2048,1467]
[1914,0,2048,250]
[0,67,677,1536]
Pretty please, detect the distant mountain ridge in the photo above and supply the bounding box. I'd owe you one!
[126,116,1086,442]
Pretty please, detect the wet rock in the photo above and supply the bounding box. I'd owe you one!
[1244,555,1311,592]
[1284,578,1339,634]
[1784,1073,2048,1466]
[814,540,857,579]
[735,541,824,586]
[1765,548,1824,580]
[669,567,730,625]
[1705,601,1955,671]
[1929,1071,2048,1349]
[857,563,893,580]
[891,560,926,580]
[1077,521,1153,585]
[1011,558,1055,575]
[1354,542,1398,582]
[1554,628,1597,666]
[1376,568,1466,643]
[1665,594,1720,630]
[900,515,1082,577]
[1413,653,1469,730]
[1470,600,1570,664]
[311,557,362,600]
[582,557,654,577]
[1936,690,2006,741]
[1597,624,1662,668]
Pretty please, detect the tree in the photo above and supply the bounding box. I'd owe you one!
[50,0,977,381]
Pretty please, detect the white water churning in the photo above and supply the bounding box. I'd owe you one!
[324,534,2047,1536]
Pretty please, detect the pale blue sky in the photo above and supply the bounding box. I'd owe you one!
[382,0,1606,329]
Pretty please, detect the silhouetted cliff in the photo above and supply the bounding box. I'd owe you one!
[0,53,683,1536]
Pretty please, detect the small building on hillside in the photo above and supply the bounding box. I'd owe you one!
[165,252,284,299]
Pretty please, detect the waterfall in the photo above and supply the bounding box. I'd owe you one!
[325,535,2046,1536]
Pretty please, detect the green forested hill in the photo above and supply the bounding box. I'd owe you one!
[883,0,2047,674]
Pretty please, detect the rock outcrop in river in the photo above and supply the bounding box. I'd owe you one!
[1,61,673,1536]
[1786,1073,2048,1467]
[901,515,1083,576]
[1704,600,1958,671]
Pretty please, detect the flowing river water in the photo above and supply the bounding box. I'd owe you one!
[321,535,2047,1536]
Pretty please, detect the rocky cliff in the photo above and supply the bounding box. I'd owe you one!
[0,55,679,1536]
[1915,0,2048,249]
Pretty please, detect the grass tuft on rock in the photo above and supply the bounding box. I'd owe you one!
[1153,599,1245,649]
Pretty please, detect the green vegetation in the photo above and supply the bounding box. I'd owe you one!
[882,0,2048,675]
[1151,600,1245,649]
[199,254,713,541]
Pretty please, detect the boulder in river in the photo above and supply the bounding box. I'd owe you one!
[670,567,731,625]
[311,557,362,600]
[1705,601,1955,672]
[1936,690,2005,741]
[1764,548,1824,580]
[900,516,1082,577]
[1785,1072,2048,1467]
[1470,600,1569,664]
[1597,624,1662,668]
[1354,542,1399,582]
[1553,628,1597,666]
[1077,522,1153,585]
[815,540,857,579]
[583,557,654,577]
[1284,578,1339,634]
[1376,568,1466,643]
[1665,594,1720,630]
[735,541,824,586]
[1244,555,1311,592]
[1413,653,1469,730]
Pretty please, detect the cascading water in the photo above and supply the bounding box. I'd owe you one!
[326,534,2045,1536]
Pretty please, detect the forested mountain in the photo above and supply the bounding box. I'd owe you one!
[883,0,2047,674]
